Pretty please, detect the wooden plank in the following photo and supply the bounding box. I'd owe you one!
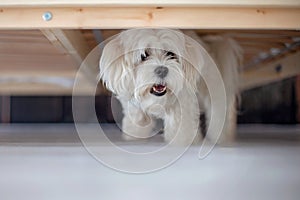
[0,54,75,70]
[196,30,300,36]
[0,42,65,55]
[240,42,286,50]
[0,29,101,95]
[0,30,47,43]
[0,83,93,95]
[41,29,100,87]
[235,37,294,44]
[0,69,95,95]
[41,29,91,65]
[0,7,299,29]
[240,51,300,90]
[0,0,299,7]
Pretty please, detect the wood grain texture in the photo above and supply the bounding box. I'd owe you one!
[0,7,299,29]
[0,0,299,7]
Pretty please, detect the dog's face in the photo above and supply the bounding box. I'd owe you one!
[130,47,184,96]
[99,29,203,113]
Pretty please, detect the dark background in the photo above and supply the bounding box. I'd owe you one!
[0,77,298,124]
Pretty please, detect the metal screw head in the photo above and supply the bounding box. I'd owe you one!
[42,11,53,21]
[275,64,282,73]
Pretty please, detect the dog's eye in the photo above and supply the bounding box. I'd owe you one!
[141,51,149,61]
[166,51,177,59]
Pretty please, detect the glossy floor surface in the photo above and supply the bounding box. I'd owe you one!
[0,124,300,200]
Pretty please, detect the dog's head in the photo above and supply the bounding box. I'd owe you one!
[99,29,204,110]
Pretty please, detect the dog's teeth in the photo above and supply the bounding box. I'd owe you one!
[150,84,167,96]
[153,85,166,93]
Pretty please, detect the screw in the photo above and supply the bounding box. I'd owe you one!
[42,11,53,21]
[275,64,282,73]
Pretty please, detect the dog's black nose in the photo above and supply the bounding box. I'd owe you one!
[154,66,168,78]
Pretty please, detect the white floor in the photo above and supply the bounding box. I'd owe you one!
[0,124,300,200]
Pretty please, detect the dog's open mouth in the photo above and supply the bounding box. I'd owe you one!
[150,84,167,96]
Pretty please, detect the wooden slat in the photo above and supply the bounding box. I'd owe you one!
[0,69,95,95]
[0,30,47,44]
[41,29,100,87]
[0,7,299,29]
[41,29,91,65]
[236,37,294,45]
[196,30,300,36]
[240,43,286,51]
[0,30,79,71]
[0,0,299,7]
[240,51,300,90]
[0,29,102,95]
[0,42,65,55]
[0,83,94,95]
[0,54,75,70]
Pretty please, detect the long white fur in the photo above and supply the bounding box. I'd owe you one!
[200,35,243,143]
[99,29,242,145]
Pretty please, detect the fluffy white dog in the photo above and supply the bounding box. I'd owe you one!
[99,29,242,145]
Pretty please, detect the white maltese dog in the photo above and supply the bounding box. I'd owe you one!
[99,29,242,145]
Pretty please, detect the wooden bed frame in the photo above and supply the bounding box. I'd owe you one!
[0,0,299,95]
[1,1,300,29]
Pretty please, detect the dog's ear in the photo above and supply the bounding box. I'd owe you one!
[99,35,134,99]
[182,35,205,91]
